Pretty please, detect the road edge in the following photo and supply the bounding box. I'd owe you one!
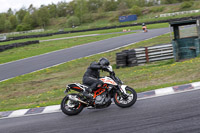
[1,81,200,119]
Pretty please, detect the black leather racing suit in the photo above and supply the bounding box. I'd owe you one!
[83,62,104,92]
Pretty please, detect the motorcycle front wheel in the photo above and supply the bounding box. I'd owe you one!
[61,93,84,116]
[114,86,137,108]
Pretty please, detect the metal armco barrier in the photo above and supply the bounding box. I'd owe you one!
[116,44,174,68]
[136,44,174,64]
[160,9,200,17]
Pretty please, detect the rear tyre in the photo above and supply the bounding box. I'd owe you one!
[114,87,137,108]
[61,93,84,116]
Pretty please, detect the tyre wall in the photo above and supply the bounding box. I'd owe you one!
[0,40,39,52]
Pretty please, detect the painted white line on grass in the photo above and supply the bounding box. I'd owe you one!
[8,109,29,118]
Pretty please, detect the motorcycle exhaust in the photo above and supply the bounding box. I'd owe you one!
[68,95,89,105]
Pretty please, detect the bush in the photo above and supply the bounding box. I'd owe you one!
[131,6,142,16]
[150,6,165,13]
[109,13,119,22]
[82,14,93,23]
[93,11,107,20]
[163,0,178,4]
[16,24,32,31]
[180,1,193,9]
[67,16,80,28]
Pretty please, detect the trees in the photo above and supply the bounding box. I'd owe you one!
[4,20,12,31]
[74,0,89,23]
[9,15,18,29]
[0,14,6,32]
[102,0,117,12]
[7,8,13,16]
[47,4,58,18]
[1,0,197,33]
[117,1,128,11]
[16,8,27,23]
[22,13,33,30]
[180,1,194,9]
[117,1,129,16]
[163,0,178,4]
[28,4,35,14]
[131,5,142,16]
[37,6,50,28]
[23,13,32,25]
[57,1,68,17]
[87,0,103,13]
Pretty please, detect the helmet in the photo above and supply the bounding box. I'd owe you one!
[99,57,110,66]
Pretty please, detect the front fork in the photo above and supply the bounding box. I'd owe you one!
[119,85,129,99]
[120,85,127,94]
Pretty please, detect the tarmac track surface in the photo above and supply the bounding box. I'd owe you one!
[0,90,200,133]
[0,28,169,81]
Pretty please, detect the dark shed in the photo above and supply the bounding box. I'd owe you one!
[170,19,200,61]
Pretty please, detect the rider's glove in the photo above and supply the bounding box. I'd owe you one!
[101,66,108,71]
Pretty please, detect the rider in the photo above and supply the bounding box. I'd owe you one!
[82,58,110,98]
[142,23,147,32]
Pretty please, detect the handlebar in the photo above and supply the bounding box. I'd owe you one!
[103,66,123,85]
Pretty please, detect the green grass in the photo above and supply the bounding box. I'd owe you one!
[0,32,133,64]
[61,9,200,32]
[3,0,200,38]
[0,23,169,46]
[1,33,200,112]
[0,23,170,64]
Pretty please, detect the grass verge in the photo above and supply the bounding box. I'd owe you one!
[0,33,200,112]
[0,23,169,46]
[0,32,133,64]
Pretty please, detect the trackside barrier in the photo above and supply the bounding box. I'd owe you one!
[116,44,174,68]
[0,29,44,37]
[160,10,200,17]
[1,16,200,43]
[0,40,39,52]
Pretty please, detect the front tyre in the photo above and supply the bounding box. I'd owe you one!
[61,93,84,116]
[114,86,137,108]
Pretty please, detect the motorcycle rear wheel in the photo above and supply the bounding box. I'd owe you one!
[114,86,137,108]
[61,93,84,116]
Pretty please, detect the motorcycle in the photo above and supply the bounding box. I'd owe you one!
[61,65,137,116]
[142,27,148,33]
